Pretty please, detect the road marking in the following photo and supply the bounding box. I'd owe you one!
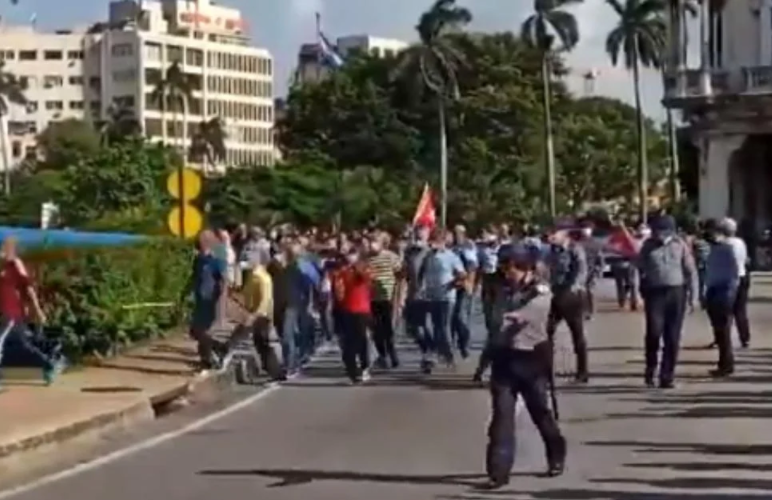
[0,342,516,499]
[0,342,340,500]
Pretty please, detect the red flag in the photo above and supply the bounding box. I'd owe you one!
[606,225,638,258]
[412,183,436,228]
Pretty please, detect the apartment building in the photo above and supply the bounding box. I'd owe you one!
[295,34,407,85]
[0,0,275,170]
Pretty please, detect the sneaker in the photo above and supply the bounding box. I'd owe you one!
[360,368,371,382]
[218,348,237,372]
[374,357,388,369]
[42,357,67,386]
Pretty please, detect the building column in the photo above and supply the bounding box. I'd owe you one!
[699,0,712,95]
[699,134,745,219]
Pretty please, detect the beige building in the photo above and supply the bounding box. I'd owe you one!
[0,0,275,171]
[664,0,772,233]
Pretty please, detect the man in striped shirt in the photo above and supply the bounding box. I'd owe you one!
[367,232,402,368]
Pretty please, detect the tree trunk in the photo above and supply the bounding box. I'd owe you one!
[0,110,10,196]
[665,107,680,203]
[632,43,648,224]
[438,98,448,229]
[541,53,556,218]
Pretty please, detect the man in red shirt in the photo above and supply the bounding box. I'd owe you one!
[335,247,373,384]
[0,237,65,387]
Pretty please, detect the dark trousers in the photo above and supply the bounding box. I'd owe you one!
[451,289,472,355]
[481,277,497,336]
[733,275,751,346]
[612,265,637,309]
[547,290,588,376]
[706,285,736,373]
[643,286,686,383]
[340,312,370,380]
[226,316,283,379]
[427,300,454,363]
[404,300,428,348]
[486,349,566,480]
[371,300,398,364]
[584,281,595,318]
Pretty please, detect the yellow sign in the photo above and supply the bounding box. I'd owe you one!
[167,204,203,239]
[167,168,202,201]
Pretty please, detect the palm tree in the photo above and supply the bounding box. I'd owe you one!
[605,0,666,223]
[98,101,142,145]
[393,0,472,228]
[150,60,194,155]
[150,60,194,238]
[190,117,227,174]
[0,61,28,195]
[521,0,582,219]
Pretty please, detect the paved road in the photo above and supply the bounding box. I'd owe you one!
[4,280,772,500]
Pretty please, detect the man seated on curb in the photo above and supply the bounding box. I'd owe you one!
[221,252,285,381]
[0,237,65,387]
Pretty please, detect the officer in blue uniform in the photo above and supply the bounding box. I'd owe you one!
[482,243,566,488]
[477,230,500,336]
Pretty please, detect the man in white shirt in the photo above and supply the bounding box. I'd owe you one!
[720,218,752,348]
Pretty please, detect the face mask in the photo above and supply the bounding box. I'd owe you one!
[346,253,359,264]
[370,242,382,253]
[582,228,592,237]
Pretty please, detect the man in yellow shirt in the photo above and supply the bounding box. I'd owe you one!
[223,260,285,381]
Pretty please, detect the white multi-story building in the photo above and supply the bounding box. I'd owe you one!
[295,34,408,85]
[0,0,275,170]
[664,0,772,231]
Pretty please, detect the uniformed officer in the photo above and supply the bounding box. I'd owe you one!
[546,228,590,383]
[482,243,566,488]
[637,215,697,389]
[477,230,501,336]
[579,225,603,320]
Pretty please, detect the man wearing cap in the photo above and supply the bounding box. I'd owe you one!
[546,226,590,383]
[721,217,752,348]
[637,215,697,388]
[483,242,566,488]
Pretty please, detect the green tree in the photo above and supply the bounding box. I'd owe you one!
[98,101,142,145]
[190,117,227,173]
[554,96,667,209]
[36,119,101,171]
[0,60,28,193]
[605,0,666,222]
[150,61,194,156]
[521,0,582,218]
[393,0,472,227]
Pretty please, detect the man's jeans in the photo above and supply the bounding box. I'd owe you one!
[0,318,54,371]
[280,306,313,373]
[451,289,472,355]
[404,300,428,350]
[427,300,454,363]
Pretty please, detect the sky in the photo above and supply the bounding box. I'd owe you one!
[4,0,685,120]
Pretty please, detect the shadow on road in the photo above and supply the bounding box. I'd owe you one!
[584,440,772,456]
[589,476,772,492]
[623,461,772,472]
[437,489,771,500]
[197,468,523,488]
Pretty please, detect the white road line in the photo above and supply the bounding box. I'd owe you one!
[0,341,516,499]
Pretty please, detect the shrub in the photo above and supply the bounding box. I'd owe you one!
[25,239,194,361]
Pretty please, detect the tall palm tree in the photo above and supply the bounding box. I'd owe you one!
[0,61,28,195]
[150,61,194,155]
[393,0,472,228]
[521,0,582,219]
[190,117,227,174]
[605,0,666,223]
[150,60,194,237]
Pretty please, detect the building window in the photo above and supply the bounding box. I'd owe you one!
[43,75,63,88]
[19,50,36,60]
[68,75,83,85]
[26,101,37,114]
[69,101,84,110]
[11,141,21,158]
[67,50,84,60]
[111,43,133,57]
[0,51,14,60]
[44,50,63,60]
[186,48,203,66]
[144,42,161,61]
[90,101,101,112]
[167,45,183,63]
[45,101,64,111]
[112,69,136,82]
[89,77,101,89]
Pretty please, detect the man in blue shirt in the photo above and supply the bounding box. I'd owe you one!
[185,229,228,371]
[452,225,479,358]
[422,228,466,373]
[477,231,500,337]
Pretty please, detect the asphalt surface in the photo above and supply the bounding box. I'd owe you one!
[4,280,772,500]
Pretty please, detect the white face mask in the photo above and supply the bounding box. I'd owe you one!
[370,242,382,253]
[582,228,592,237]
[346,253,359,264]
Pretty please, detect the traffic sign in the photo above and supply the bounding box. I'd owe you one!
[167,168,202,201]
[167,204,203,238]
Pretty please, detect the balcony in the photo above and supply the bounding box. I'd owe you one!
[663,69,730,103]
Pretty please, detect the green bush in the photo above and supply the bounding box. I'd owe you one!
[25,239,194,361]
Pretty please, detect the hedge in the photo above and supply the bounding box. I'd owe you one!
[25,239,194,361]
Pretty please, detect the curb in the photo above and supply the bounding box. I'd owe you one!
[0,369,234,484]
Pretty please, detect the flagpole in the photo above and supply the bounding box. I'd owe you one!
[315,12,322,80]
